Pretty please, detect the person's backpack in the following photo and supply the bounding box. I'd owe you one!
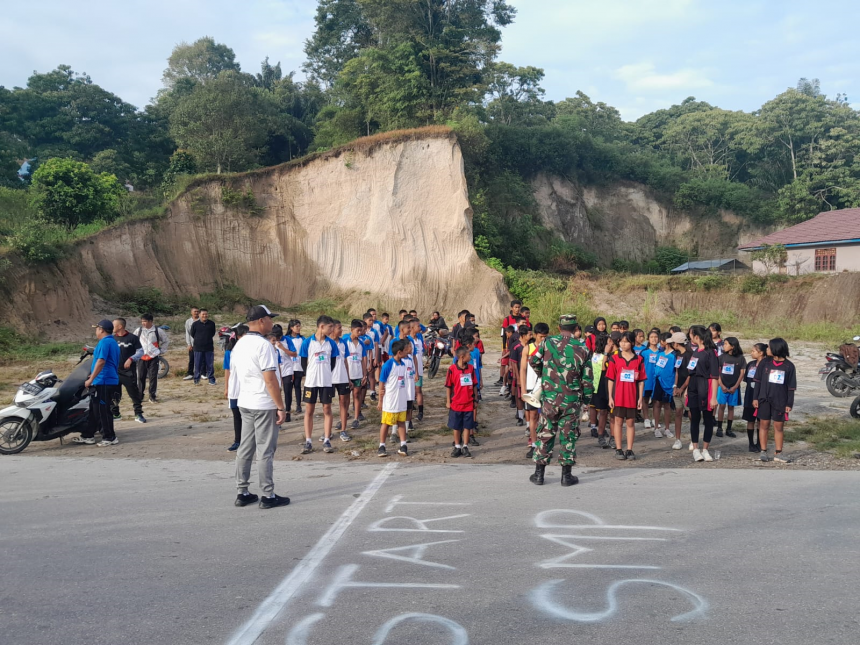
[839,343,859,367]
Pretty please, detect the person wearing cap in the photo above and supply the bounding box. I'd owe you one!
[528,314,593,487]
[669,331,693,450]
[230,305,290,509]
[73,320,121,447]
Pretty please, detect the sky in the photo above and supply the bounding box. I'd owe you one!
[1,0,857,120]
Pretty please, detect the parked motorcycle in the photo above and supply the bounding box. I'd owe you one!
[424,329,452,379]
[0,345,94,455]
[819,336,860,397]
[218,325,232,351]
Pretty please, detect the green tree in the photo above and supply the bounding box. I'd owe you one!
[554,91,626,140]
[303,0,375,87]
[162,37,241,90]
[168,71,270,173]
[30,158,124,228]
[485,62,546,126]
[662,108,754,180]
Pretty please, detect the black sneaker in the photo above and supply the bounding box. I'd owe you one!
[417,412,424,422]
[112,411,122,420]
[377,445,388,458]
[494,378,503,386]
[590,426,598,438]
[516,418,524,426]
[301,441,313,455]
[461,446,472,458]
[451,446,462,458]
[469,436,480,446]
[259,494,290,509]
[726,430,737,438]
[235,492,259,507]
[597,434,608,448]
[509,399,516,408]
[615,449,627,460]
[748,444,760,453]
[526,445,535,459]
[397,444,408,456]
[625,450,636,461]
[370,392,378,401]
[715,429,724,437]
[149,396,158,404]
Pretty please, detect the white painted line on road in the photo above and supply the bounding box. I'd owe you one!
[226,463,398,645]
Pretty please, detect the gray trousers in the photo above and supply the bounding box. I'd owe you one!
[235,408,280,495]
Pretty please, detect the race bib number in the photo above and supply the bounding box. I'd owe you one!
[722,364,735,375]
[688,358,699,370]
[649,354,657,364]
[769,370,785,384]
[315,352,326,363]
[398,375,406,389]
[674,358,683,369]
[657,356,668,368]
[407,368,415,379]
[620,370,635,383]
[460,374,474,387]
[748,366,757,379]
[351,355,361,363]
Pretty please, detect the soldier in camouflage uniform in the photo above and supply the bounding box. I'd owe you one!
[529,314,594,487]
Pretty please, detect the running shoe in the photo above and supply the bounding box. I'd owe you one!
[469,435,480,446]
[760,450,770,462]
[526,445,535,459]
[688,442,695,451]
[625,450,636,460]
[726,430,737,438]
[323,439,334,453]
[182,375,194,381]
[397,444,408,456]
[702,449,714,462]
[774,452,793,464]
[644,419,652,429]
[450,447,462,458]
[672,439,683,450]
[72,436,96,445]
[135,415,147,424]
[615,449,627,460]
[227,442,239,452]
[350,419,360,430]
[301,441,313,455]
[597,434,608,448]
[654,428,663,438]
[693,448,704,462]
[377,445,388,457]
[461,446,472,458]
[339,431,351,443]
[234,493,259,507]
[97,438,119,447]
[590,425,598,438]
[259,494,291,509]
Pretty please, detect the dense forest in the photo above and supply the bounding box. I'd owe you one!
[2,0,859,271]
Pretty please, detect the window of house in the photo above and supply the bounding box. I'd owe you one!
[814,248,837,271]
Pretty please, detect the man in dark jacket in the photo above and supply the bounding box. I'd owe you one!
[111,318,146,423]
[191,308,217,385]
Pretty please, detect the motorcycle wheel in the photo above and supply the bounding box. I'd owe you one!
[0,418,34,455]
[851,396,860,419]
[428,355,441,379]
[826,371,853,397]
[157,356,170,379]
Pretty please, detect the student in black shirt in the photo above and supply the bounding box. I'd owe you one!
[716,337,745,437]
[687,326,719,463]
[669,331,692,449]
[742,343,767,452]
[111,317,146,423]
[753,338,796,463]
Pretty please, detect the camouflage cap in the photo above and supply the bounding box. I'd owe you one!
[559,314,578,326]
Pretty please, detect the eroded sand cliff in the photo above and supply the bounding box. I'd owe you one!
[0,129,510,336]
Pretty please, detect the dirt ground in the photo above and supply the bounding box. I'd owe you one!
[4,323,859,471]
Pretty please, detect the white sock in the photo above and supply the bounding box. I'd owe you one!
[401,441,407,447]
[268,494,276,498]
[379,442,385,448]
[455,444,462,449]
[517,410,524,420]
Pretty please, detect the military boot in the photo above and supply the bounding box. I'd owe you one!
[529,463,545,485]
[560,465,579,487]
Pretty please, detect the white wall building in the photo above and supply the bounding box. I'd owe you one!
[739,207,860,275]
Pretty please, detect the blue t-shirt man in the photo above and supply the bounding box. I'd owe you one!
[92,334,120,386]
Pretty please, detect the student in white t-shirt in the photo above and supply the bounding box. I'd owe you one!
[230,305,289,509]
[267,333,294,423]
[299,315,339,455]
[363,313,380,401]
[344,319,369,431]
[331,321,353,443]
[409,318,426,422]
[377,339,411,458]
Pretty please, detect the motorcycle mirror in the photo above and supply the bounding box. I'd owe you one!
[159,325,170,330]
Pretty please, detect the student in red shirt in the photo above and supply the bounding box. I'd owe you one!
[498,299,524,388]
[607,331,646,461]
[445,347,478,458]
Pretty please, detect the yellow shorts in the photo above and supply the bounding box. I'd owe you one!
[381,411,407,426]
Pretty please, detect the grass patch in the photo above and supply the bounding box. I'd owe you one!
[786,417,860,458]
[0,326,82,364]
[289,298,352,323]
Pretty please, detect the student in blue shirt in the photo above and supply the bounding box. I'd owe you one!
[74,319,121,447]
[652,332,678,442]
[640,330,661,433]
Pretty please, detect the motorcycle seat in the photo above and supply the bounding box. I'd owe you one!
[55,361,92,409]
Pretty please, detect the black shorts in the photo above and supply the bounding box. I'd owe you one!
[742,406,757,423]
[303,386,334,405]
[333,382,351,397]
[406,400,414,412]
[525,402,540,412]
[590,392,609,411]
[652,382,674,405]
[755,401,787,422]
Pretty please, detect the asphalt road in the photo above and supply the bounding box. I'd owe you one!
[2,457,859,645]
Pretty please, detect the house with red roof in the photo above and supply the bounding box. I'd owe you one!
[738,207,860,275]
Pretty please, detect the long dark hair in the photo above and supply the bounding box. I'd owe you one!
[593,317,607,332]
[287,319,302,336]
[723,336,743,357]
[690,325,716,351]
[225,324,248,352]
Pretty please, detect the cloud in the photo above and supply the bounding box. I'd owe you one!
[613,63,714,92]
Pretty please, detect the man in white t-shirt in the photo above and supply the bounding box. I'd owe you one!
[230,305,289,509]
[299,315,339,455]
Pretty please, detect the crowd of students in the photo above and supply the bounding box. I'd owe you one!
[219,301,797,465]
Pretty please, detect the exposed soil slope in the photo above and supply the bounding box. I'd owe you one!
[0,129,510,336]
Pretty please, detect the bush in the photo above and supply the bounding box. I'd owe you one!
[30,158,124,228]
[739,274,768,294]
[694,273,731,291]
[7,220,65,264]
[502,267,566,303]
[654,245,688,274]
